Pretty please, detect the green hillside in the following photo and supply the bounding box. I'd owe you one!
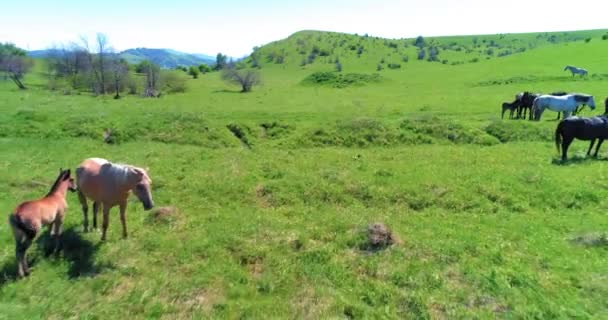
[1,29,608,319]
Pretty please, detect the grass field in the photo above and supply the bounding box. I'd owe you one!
[1,29,608,319]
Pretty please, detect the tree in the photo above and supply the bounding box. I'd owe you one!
[139,60,160,97]
[414,36,425,48]
[221,64,260,92]
[108,57,129,99]
[0,43,33,89]
[198,64,211,74]
[214,53,227,70]
[188,66,199,79]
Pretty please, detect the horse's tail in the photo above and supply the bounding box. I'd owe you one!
[8,214,37,240]
[555,121,564,155]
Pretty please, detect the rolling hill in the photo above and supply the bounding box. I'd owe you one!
[119,48,215,68]
[4,28,608,318]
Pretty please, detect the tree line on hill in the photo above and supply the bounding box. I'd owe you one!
[0,34,261,95]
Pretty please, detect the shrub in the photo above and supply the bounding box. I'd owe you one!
[187,66,199,79]
[602,34,608,40]
[161,70,187,93]
[387,63,401,69]
[402,55,409,63]
[585,37,592,43]
[417,49,426,60]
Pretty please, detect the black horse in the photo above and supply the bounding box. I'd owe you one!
[518,92,538,120]
[555,115,608,161]
[501,100,520,119]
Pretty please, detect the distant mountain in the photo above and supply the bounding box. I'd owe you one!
[27,48,216,68]
[119,48,215,68]
[28,49,54,58]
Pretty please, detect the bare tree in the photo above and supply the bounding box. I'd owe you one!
[139,60,160,97]
[108,57,129,99]
[95,33,110,94]
[0,43,33,89]
[221,64,261,92]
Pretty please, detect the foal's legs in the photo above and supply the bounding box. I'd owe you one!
[15,235,33,277]
[51,214,64,253]
[78,191,89,232]
[119,201,128,239]
[594,139,605,158]
[587,139,596,156]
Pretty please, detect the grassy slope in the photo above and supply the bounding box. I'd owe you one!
[1,29,608,319]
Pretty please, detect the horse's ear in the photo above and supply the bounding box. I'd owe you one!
[64,169,71,179]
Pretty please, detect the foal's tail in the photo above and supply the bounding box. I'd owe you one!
[555,121,564,155]
[8,214,37,240]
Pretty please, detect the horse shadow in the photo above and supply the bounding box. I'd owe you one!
[0,227,111,285]
[36,227,113,279]
[551,155,608,166]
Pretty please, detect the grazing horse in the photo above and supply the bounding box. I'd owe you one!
[532,94,595,121]
[8,169,77,277]
[555,116,608,161]
[564,65,588,77]
[501,100,520,119]
[517,92,544,120]
[76,158,154,240]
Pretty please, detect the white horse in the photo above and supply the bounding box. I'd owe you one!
[532,94,595,121]
[564,65,588,77]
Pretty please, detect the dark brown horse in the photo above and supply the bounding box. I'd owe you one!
[8,169,77,277]
[555,116,608,161]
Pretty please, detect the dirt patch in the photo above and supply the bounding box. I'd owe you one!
[147,206,180,224]
[362,223,399,251]
[569,232,608,247]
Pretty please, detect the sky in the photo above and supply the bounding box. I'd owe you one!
[1,0,607,57]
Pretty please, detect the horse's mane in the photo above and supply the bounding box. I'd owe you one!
[46,170,68,197]
[573,94,591,103]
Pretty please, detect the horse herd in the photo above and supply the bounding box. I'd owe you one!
[502,91,608,161]
[8,158,153,278]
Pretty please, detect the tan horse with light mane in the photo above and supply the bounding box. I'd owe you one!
[8,169,77,277]
[76,158,154,241]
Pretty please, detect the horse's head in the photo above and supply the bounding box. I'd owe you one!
[128,167,154,211]
[589,96,596,110]
[59,168,77,192]
[564,66,571,71]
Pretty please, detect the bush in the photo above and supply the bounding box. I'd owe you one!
[302,72,381,88]
[387,63,401,69]
[198,64,211,74]
[160,70,187,93]
[585,37,592,43]
[187,66,199,79]
[402,55,409,63]
[602,34,608,40]
[417,49,426,60]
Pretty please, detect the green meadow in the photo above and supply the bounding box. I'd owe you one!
[1,29,608,319]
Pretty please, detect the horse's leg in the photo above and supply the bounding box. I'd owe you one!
[587,139,596,156]
[93,201,99,230]
[594,139,605,158]
[119,201,128,239]
[51,214,64,253]
[562,136,574,161]
[77,191,89,232]
[15,236,32,277]
[101,203,111,241]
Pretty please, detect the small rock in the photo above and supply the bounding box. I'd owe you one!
[366,222,396,250]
